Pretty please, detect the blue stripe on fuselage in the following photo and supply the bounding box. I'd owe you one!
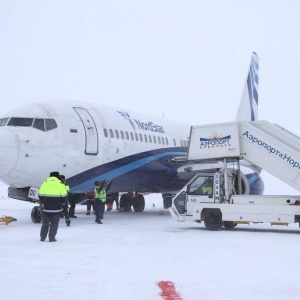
[68,149,186,192]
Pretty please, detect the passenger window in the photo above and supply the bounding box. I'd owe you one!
[45,119,58,131]
[165,137,168,145]
[8,117,33,127]
[120,130,124,139]
[139,133,143,142]
[161,137,165,145]
[109,129,114,138]
[103,128,108,137]
[173,138,176,146]
[115,130,119,139]
[33,119,45,131]
[0,117,9,126]
[125,131,129,140]
[135,133,138,141]
[130,132,134,140]
[158,136,161,144]
[149,135,152,143]
[153,136,156,144]
[144,134,147,143]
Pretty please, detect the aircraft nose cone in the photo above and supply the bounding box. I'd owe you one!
[0,128,19,176]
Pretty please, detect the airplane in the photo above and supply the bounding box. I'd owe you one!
[0,52,263,223]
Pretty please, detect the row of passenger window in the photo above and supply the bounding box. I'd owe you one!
[103,128,188,147]
[0,117,57,132]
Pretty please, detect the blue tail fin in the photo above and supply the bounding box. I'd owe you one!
[235,52,259,121]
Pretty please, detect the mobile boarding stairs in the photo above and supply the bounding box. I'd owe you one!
[169,120,300,230]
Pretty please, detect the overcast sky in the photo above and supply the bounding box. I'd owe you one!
[1,0,300,194]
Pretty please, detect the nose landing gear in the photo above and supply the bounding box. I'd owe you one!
[31,205,42,223]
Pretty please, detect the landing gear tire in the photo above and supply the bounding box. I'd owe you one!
[162,194,173,209]
[132,194,145,212]
[223,221,237,229]
[119,194,132,212]
[31,206,42,223]
[204,210,222,231]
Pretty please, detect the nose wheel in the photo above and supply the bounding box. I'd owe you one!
[31,205,42,223]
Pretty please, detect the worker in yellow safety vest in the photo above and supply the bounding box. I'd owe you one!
[202,178,213,196]
[94,180,112,224]
[39,171,68,242]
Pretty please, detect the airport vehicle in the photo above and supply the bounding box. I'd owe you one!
[170,121,300,230]
[0,53,262,222]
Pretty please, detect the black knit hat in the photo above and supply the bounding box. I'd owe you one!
[50,171,60,178]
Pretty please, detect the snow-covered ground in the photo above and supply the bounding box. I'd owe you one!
[1,184,300,300]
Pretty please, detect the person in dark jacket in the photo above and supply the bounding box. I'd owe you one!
[68,193,77,218]
[39,172,68,242]
[59,175,71,226]
[86,191,95,215]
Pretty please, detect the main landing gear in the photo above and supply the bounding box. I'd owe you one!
[119,192,145,212]
[162,193,174,209]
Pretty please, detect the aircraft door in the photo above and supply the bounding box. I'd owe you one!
[73,107,98,155]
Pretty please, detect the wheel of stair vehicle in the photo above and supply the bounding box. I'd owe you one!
[223,221,237,229]
[31,205,42,223]
[204,209,222,231]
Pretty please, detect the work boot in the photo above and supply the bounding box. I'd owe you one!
[49,238,57,242]
[96,220,103,224]
[86,211,90,215]
[70,215,77,218]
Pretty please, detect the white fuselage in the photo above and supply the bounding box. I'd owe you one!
[0,100,191,193]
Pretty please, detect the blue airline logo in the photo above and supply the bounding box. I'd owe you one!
[200,134,231,148]
[117,111,165,133]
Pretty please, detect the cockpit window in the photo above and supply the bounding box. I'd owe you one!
[45,119,57,131]
[0,118,8,126]
[33,119,45,131]
[7,118,33,127]
[3,117,57,132]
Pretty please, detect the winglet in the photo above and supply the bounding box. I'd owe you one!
[235,52,259,121]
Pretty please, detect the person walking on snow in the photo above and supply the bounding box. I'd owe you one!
[39,171,68,242]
